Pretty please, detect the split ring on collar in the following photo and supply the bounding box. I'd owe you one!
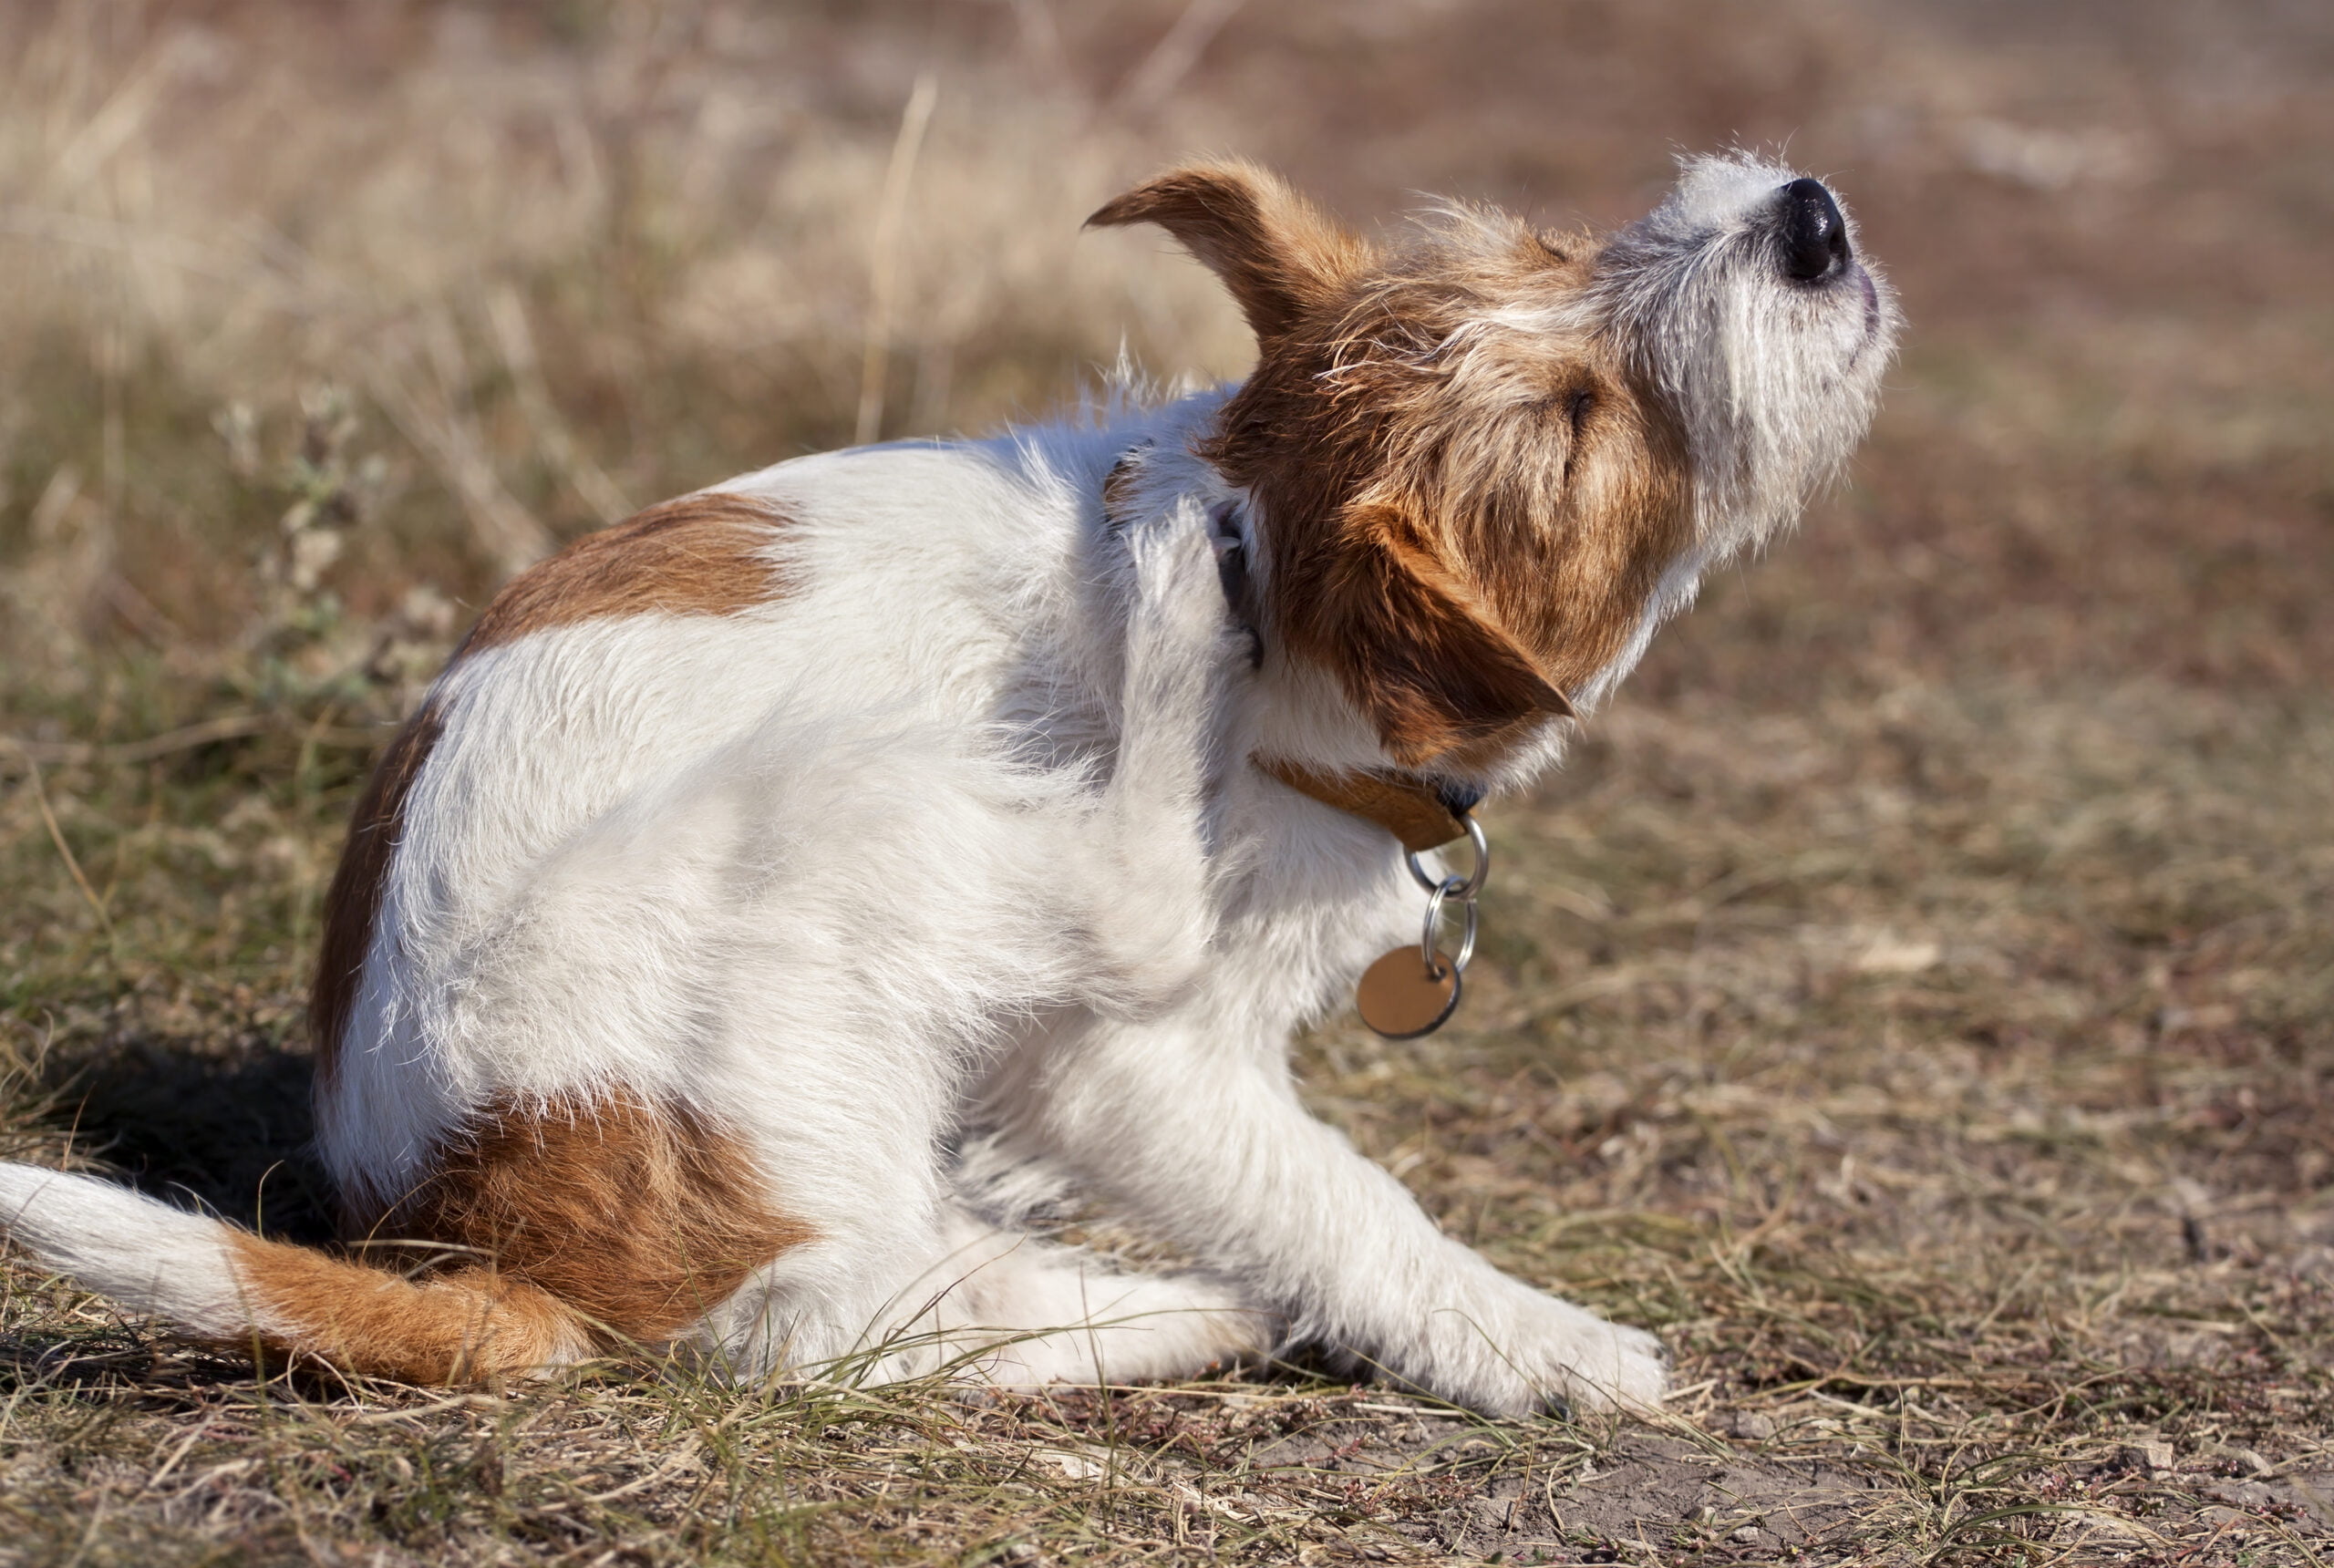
[1405,812,1489,900]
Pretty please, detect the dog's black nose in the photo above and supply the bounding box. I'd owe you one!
[1779,178,1851,282]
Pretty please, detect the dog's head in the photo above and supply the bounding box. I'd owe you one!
[1090,155,1898,774]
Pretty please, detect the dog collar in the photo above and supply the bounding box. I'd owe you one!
[1255,745,1499,1045]
[1108,445,1492,1038]
[1254,758,1473,854]
[1254,758,1492,1040]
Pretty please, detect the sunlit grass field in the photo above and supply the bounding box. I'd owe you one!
[3,1,2330,1562]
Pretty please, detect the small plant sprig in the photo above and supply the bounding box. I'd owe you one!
[233,387,383,698]
[214,387,452,722]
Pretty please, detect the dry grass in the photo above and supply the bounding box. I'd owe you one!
[3,0,2331,1563]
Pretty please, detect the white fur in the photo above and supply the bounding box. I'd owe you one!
[0,158,1899,1417]
[1596,151,1901,562]
[0,1166,260,1338]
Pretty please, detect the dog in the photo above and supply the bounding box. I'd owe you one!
[0,154,1895,1416]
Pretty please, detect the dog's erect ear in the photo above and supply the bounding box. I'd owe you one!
[1087,161,1368,344]
[1290,503,1576,768]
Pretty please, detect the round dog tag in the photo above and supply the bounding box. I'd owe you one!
[1357,946,1461,1039]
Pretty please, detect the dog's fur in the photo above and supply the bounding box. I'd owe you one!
[0,155,1896,1415]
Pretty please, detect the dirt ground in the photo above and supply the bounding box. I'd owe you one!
[2,0,2330,1563]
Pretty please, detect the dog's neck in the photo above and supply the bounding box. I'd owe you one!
[1102,418,1478,853]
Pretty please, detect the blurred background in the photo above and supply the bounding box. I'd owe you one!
[4,0,2328,698]
[1,0,2329,1385]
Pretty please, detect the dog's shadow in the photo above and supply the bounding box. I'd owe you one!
[46,1032,337,1246]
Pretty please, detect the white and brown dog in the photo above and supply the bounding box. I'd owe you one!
[0,155,1894,1416]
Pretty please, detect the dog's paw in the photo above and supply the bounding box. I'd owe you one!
[1121,509,1247,678]
[1432,1285,1670,1418]
[1534,1314,1669,1417]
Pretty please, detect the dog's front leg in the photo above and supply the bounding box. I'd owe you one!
[1028,1018,1668,1416]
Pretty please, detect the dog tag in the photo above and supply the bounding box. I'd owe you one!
[1357,946,1461,1039]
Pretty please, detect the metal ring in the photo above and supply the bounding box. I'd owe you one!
[1419,876,1482,976]
[1406,813,1490,899]
[1419,878,1451,968]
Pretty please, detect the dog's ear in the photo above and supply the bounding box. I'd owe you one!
[1087,161,1368,344]
[1291,502,1576,768]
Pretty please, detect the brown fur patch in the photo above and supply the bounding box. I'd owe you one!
[227,1232,591,1384]
[1225,225,1692,768]
[457,490,790,655]
[1290,500,1578,768]
[312,702,442,1084]
[350,1091,815,1348]
[1096,164,1696,769]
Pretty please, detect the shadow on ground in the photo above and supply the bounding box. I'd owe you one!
[46,1031,336,1245]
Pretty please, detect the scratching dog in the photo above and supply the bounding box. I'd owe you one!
[0,154,1895,1416]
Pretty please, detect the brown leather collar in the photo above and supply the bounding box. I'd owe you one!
[1255,757,1475,853]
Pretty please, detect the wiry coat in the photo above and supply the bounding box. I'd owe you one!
[0,154,1896,1414]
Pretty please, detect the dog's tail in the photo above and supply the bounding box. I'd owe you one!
[0,1162,591,1382]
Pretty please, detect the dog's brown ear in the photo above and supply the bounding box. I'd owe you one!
[1087,161,1368,344]
[1289,503,1576,768]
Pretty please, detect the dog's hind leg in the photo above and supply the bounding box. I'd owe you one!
[1073,507,1251,1011]
[712,1206,1265,1389]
